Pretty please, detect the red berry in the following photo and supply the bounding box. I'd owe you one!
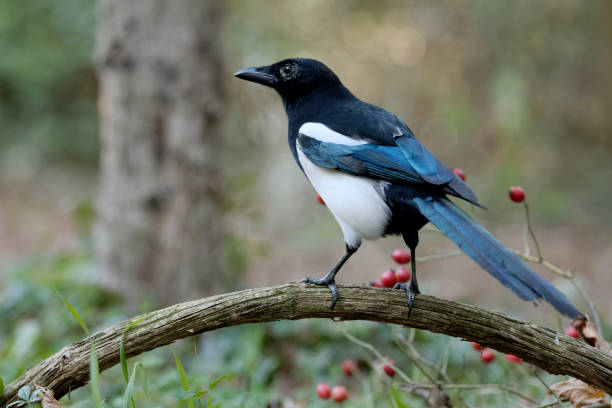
[508,186,525,203]
[471,342,484,351]
[391,249,411,264]
[331,385,348,402]
[380,269,397,288]
[395,267,410,283]
[480,349,495,363]
[341,359,358,376]
[565,326,580,339]
[382,359,396,377]
[372,280,383,287]
[505,354,521,363]
[452,168,466,181]
[316,193,325,205]
[317,382,331,399]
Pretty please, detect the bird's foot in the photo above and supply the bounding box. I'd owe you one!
[300,276,339,309]
[393,281,421,316]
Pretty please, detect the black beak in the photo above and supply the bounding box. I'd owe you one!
[234,66,277,87]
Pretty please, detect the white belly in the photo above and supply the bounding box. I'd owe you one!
[297,148,391,248]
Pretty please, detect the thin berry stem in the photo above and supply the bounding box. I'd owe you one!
[523,202,543,262]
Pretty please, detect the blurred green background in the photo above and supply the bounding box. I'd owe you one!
[0,1,610,406]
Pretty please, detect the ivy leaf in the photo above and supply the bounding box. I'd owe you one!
[17,385,30,402]
[29,389,43,403]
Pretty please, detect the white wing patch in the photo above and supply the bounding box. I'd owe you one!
[298,122,368,146]
[297,123,391,247]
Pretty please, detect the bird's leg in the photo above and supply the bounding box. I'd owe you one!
[300,243,359,309]
[394,233,420,316]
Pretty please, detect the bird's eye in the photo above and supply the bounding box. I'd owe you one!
[280,63,295,77]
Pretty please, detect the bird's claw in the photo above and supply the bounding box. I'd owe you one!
[393,281,420,316]
[300,276,339,309]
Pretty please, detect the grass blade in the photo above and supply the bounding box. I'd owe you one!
[123,362,142,408]
[120,317,148,384]
[140,365,148,396]
[391,384,409,408]
[208,376,225,390]
[120,339,129,385]
[0,376,3,397]
[51,285,89,336]
[172,351,194,408]
[52,285,99,406]
[90,341,101,408]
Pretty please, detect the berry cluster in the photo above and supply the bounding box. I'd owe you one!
[371,249,411,288]
[316,382,347,402]
[470,342,521,364]
[316,359,358,403]
[317,358,397,402]
[314,168,546,399]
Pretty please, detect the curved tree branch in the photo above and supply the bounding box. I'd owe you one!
[1,283,611,406]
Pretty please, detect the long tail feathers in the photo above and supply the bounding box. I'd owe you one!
[412,196,584,318]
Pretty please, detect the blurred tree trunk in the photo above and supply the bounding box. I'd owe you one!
[93,0,227,306]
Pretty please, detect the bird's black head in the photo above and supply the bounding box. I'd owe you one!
[234,58,347,105]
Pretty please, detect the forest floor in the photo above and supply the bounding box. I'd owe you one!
[1,167,611,408]
[1,167,610,319]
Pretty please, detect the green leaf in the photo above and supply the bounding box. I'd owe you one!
[0,376,4,397]
[172,352,194,408]
[174,390,207,400]
[174,375,224,402]
[122,362,142,408]
[191,390,209,399]
[120,317,148,384]
[17,385,30,402]
[207,376,225,390]
[90,341,101,408]
[51,285,89,336]
[391,384,409,408]
[174,391,193,400]
[140,364,148,396]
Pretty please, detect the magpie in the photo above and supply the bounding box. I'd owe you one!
[235,58,583,319]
